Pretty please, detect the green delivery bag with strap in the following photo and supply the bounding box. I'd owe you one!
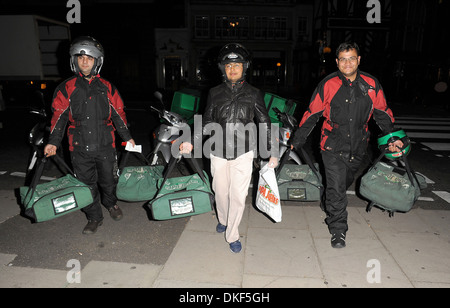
[116,151,164,202]
[359,151,421,216]
[20,155,94,223]
[275,147,324,202]
[148,155,214,220]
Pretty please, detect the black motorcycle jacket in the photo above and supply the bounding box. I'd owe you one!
[291,69,395,158]
[195,80,273,159]
[48,74,132,152]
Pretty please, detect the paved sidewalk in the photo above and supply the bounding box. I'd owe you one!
[1,191,450,288]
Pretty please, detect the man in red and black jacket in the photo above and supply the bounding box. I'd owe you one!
[44,36,135,234]
[291,42,403,248]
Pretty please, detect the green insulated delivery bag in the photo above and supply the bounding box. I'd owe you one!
[264,93,297,126]
[277,163,323,201]
[116,151,164,202]
[171,89,201,125]
[148,156,214,220]
[20,156,93,223]
[275,147,323,202]
[359,151,421,215]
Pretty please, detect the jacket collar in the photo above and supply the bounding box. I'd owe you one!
[224,79,246,92]
[337,69,361,86]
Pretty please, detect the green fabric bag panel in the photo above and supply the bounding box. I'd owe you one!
[20,174,94,222]
[116,165,164,202]
[149,171,214,220]
[359,161,420,213]
[277,163,323,201]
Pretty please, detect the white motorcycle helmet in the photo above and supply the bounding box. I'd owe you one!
[69,36,104,76]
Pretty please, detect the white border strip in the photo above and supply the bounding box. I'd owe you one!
[432,191,450,204]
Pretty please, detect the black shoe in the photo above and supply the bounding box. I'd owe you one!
[331,232,346,248]
[82,220,103,234]
[108,205,123,221]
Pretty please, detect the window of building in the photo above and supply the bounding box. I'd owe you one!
[195,15,210,38]
[256,16,288,39]
[254,16,288,40]
[215,15,249,39]
[298,16,307,36]
[297,16,308,41]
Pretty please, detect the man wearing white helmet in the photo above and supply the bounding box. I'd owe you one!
[44,36,135,234]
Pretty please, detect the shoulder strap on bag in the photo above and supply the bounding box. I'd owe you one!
[51,154,75,176]
[275,146,320,181]
[401,156,419,188]
[119,151,151,170]
[157,153,208,195]
[368,150,386,172]
[23,154,74,207]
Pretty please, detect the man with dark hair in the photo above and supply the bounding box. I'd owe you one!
[44,36,135,234]
[291,42,403,248]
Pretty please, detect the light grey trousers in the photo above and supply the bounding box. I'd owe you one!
[210,151,254,243]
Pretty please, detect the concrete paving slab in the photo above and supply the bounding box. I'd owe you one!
[242,274,327,288]
[314,236,414,288]
[374,232,450,285]
[0,253,16,265]
[250,204,309,230]
[411,209,450,241]
[155,229,245,287]
[244,227,322,279]
[153,279,238,288]
[358,207,433,234]
[0,266,69,288]
[302,204,330,238]
[67,260,162,288]
[0,253,68,288]
[0,189,21,224]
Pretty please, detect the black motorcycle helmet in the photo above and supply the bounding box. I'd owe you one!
[217,43,251,81]
[69,36,104,77]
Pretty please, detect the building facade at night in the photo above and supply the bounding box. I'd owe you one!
[155,0,314,94]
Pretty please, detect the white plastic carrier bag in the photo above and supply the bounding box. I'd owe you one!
[255,164,282,222]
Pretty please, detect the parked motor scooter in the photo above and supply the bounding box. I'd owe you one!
[146,91,190,166]
[26,91,50,183]
[272,107,302,165]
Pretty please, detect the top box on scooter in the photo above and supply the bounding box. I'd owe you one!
[264,93,297,127]
[171,88,202,125]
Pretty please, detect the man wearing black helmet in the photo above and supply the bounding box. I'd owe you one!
[180,43,278,253]
[44,36,135,234]
[290,42,403,248]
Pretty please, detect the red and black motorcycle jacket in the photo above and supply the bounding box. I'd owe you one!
[48,74,132,152]
[291,70,395,158]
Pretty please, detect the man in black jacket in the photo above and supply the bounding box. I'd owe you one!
[291,42,403,248]
[44,36,135,234]
[180,43,278,253]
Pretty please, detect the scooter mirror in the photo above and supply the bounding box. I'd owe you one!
[30,90,45,109]
[154,91,163,102]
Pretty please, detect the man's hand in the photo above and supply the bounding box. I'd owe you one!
[127,139,136,148]
[44,144,57,157]
[179,142,193,154]
[388,139,404,152]
[267,156,278,168]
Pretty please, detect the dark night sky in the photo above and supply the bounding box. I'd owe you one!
[1,0,185,98]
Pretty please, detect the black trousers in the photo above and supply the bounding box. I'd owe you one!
[70,149,119,221]
[321,151,364,234]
